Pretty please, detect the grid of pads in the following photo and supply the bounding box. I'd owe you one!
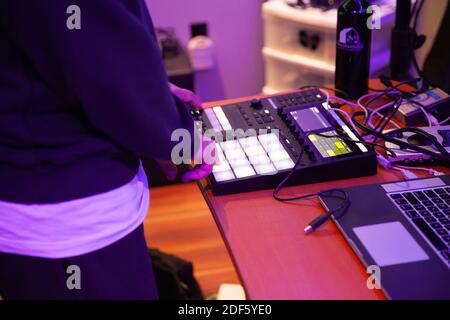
[213,133,295,182]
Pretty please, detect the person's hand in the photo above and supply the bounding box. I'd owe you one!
[155,136,217,183]
[156,84,216,182]
[181,136,216,183]
[169,83,203,111]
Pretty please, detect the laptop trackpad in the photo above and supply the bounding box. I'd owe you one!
[353,222,430,267]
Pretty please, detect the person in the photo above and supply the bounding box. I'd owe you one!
[0,0,213,299]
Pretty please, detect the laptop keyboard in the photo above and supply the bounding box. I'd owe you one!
[389,187,450,267]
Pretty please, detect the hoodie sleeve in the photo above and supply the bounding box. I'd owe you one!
[0,0,196,161]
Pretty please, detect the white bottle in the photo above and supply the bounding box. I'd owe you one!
[188,24,215,71]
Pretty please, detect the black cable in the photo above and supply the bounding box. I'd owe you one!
[383,77,423,92]
[362,78,422,125]
[321,192,350,220]
[372,97,401,132]
[361,78,424,136]
[354,96,449,161]
[362,92,396,125]
[273,144,306,202]
[373,98,403,143]
[361,82,447,157]
[363,91,400,125]
[272,143,350,233]
[385,127,450,158]
[303,189,350,234]
[376,100,402,132]
[348,77,446,159]
[352,111,450,162]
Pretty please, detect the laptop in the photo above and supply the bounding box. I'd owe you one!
[320,175,450,300]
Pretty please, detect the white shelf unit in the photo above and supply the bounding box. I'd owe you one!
[262,0,396,93]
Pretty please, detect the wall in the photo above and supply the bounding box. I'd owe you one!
[146,0,265,102]
[146,0,448,102]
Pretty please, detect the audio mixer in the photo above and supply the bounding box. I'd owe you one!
[196,89,378,195]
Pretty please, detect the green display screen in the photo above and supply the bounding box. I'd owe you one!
[308,131,352,158]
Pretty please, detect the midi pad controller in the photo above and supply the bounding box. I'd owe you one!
[197,89,377,195]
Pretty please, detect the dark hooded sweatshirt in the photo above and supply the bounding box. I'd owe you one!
[0,0,195,204]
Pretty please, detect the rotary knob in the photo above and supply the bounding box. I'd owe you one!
[250,98,263,110]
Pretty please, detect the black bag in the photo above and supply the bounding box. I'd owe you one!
[149,248,204,300]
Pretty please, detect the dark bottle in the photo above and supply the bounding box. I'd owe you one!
[335,0,372,99]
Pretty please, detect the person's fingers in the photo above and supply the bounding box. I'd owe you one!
[170,83,203,110]
[179,88,203,110]
[187,91,203,110]
[181,164,214,183]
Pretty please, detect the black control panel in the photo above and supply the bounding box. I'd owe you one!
[196,89,377,195]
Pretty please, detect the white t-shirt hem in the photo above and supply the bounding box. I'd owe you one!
[0,164,150,259]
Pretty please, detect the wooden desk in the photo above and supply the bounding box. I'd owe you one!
[199,88,450,300]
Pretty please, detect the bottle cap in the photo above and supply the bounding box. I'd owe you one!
[191,23,208,38]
